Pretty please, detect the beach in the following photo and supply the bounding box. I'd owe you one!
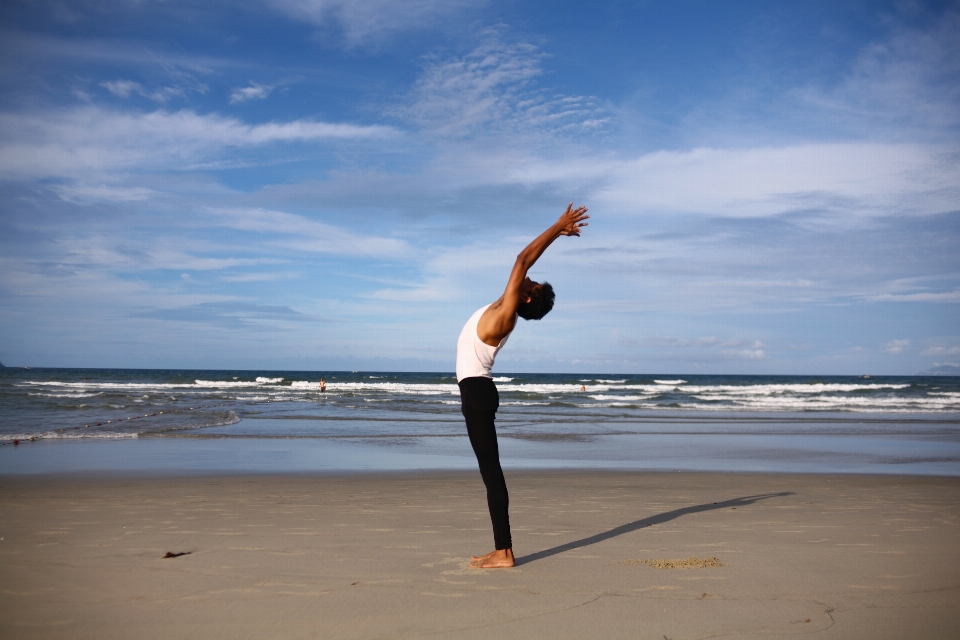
[2,470,958,639]
[3,369,958,637]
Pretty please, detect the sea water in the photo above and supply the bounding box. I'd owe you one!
[1,368,958,475]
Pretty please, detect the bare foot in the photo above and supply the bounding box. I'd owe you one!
[469,548,514,568]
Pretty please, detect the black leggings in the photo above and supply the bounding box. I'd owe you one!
[458,376,511,550]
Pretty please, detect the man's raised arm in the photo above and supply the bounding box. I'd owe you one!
[478,203,589,344]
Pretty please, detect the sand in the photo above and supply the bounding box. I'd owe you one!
[1,471,958,639]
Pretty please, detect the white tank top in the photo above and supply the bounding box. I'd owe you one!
[456,305,514,382]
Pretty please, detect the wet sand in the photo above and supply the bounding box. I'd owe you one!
[1,471,958,639]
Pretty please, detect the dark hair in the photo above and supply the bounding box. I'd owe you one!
[517,281,555,320]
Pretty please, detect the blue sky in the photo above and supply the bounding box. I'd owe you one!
[1,0,958,374]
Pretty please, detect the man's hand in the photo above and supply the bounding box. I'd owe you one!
[556,203,589,236]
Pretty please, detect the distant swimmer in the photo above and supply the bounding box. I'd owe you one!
[456,202,589,568]
[580,384,586,392]
[319,378,326,393]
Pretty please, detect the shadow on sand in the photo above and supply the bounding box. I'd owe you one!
[516,491,793,566]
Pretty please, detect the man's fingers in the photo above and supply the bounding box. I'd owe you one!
[561,203,589,231]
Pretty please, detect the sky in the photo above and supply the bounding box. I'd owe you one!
[0,0,958,374]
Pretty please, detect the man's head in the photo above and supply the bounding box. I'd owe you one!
[517,278,555,320]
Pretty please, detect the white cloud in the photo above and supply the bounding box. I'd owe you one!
[0,256,149,302]
[368,237,521,303]
[310,139,955,223]
[3,30,225,83]
[797,10,960,137]
[2,228,291,279]
[51,184,158,202]
[873,289,960,303]
[59,236,273,272]
[221,271,301,282]
[401,35,607,139]
[101,80,142,98]
[644,336,767,360]
[101,79,185,102]
[230,83,273,103]
[885,339,911,354]
[920,346,960,357]
[0,107,398,179]
[593,143,960,218]
[728,348,767,360]
[206,207,410,258]
[268,0,473,43]
[646,336,755,349]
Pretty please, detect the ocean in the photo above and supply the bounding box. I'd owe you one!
[2,368,959,475]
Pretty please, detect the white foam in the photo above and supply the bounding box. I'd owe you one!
[496,383,584,394]
[195,380,262,388]
[326,382,458,395]
[680,383,911,394]
[686,393,956,411]
[9,432,140,441]
[22,381,195,390]
[28,392,102,398]
[585,402,658,409]
[12,377,958,416]
[20,378,302,391]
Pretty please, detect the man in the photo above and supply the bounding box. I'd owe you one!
[456,202,589,568]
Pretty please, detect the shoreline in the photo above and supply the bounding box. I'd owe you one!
[4,465,960,481]
[3,431,959,477]
[2,470,958,638]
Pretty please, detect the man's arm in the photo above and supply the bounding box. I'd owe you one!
[477,203,589,345]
